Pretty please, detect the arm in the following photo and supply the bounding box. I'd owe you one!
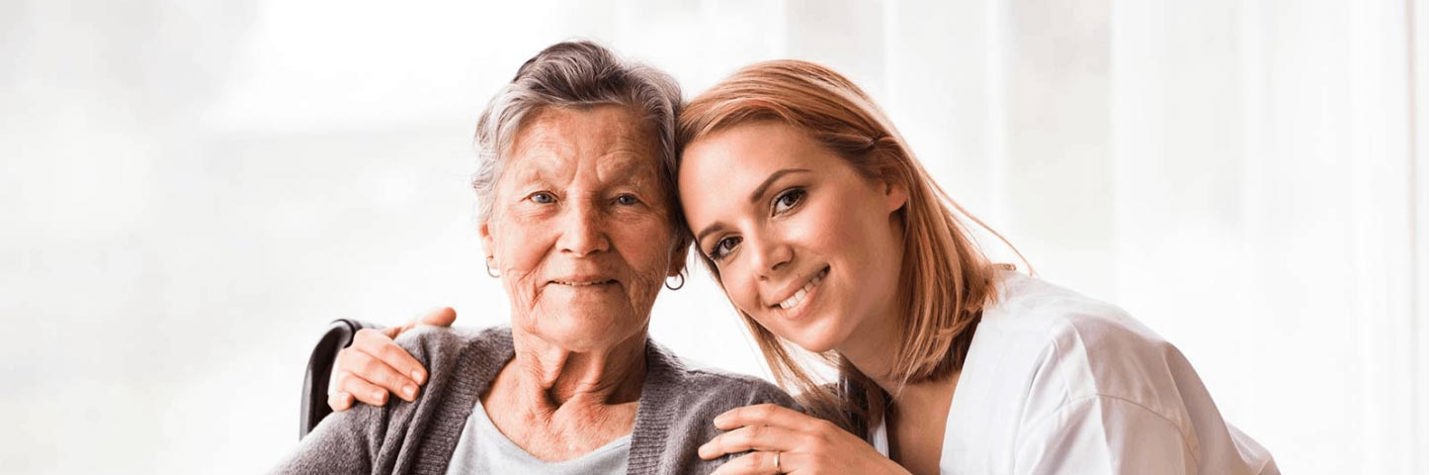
[1013,395,1194,475]
[273,404,379,473]
[328,307,456,411]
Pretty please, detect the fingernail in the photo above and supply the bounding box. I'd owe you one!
[403,384,417,399]
[374,390,387,403]
[412,370,425,385]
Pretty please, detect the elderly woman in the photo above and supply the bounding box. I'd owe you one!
[274,41,793,474]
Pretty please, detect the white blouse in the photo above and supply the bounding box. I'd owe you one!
[871,270,1278,474]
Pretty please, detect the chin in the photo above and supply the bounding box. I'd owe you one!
[777,322,845,354]
[553,315,645,349]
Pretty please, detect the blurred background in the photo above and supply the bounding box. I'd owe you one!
[1,0,1425,473]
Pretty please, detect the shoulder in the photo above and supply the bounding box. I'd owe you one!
[644,341,796,411]
[635,340,797,441]
[976,272,1202,434]
[391,325,512,369]
[982,271,1179,380]
[626,341,798,474]
[976,271,1195,407]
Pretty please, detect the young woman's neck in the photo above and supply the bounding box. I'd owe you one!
[838,306,910,394]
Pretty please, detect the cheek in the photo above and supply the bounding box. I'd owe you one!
[490,222,554,305]
[610,218,677,301]
[494,224,548,271]
[718,265,764,317]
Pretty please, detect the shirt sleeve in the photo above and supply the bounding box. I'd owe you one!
[1013,395,1196,475]
[269,403,378,474]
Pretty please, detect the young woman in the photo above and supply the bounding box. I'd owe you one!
[329,60,1278,474]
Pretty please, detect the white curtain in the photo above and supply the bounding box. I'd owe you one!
[863,0,1427,473]
[2,0,1423,473]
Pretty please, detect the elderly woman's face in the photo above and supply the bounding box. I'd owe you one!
[481,105,681,351]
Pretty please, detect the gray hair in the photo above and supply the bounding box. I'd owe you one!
[473,41,686,247]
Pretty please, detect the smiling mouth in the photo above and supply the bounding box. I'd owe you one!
[552,279,618,287]
[775,266,830,310]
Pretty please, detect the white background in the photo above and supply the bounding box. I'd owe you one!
[2,0,1426,473]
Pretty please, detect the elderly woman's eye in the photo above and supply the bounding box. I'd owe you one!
[708,236,741,261]
[528,192,556,204]
[614,194,639,206]
[773,188,806,214]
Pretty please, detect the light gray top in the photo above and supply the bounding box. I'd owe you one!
[444,399,631,475]
[273,326,797,475]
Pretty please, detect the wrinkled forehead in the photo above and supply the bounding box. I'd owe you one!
[502,105,668,188]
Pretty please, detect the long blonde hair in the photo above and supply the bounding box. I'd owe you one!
[678,60,1018,432]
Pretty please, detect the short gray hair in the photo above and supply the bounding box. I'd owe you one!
[473,41,685,243]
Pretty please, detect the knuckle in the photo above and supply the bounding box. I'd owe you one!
[377,343,410,364]
[334,370,356,388]
[335,347,357,368]
[338,371,372,393]
[356,353,384,375]
[743,425,762,439]
[354,328,381,344]
[717,432,737,449]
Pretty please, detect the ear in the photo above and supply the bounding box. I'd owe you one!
[666,238,690,277]
[882,176,909,214]
[479,220,496,263]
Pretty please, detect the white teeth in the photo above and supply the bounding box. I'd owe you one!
[777,268,828,310]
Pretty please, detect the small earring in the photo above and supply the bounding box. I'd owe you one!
[485,257,500,278]
[665,273,685,290]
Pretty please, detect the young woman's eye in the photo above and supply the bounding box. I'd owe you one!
[708,236,742,261]
[614,194,639,206]
[529,191,556,204]
[773,188,806,215]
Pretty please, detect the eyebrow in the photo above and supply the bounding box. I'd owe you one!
[694,168,812,244]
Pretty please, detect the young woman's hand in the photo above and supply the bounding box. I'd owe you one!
[699,403,910,474]
[326,307,457,411]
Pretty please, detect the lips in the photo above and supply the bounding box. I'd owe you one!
[553,280,616,286]
[549,275,619,287]
[772,266,830,310]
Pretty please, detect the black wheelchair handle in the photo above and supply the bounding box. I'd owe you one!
[299,318,374,439]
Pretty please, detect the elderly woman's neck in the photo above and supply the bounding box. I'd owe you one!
[504,330,649,408]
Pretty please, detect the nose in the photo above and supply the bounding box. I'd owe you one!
[556,198,610,256]
[748,233,793,281]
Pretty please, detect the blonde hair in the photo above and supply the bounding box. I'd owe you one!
[678,60,1019,432]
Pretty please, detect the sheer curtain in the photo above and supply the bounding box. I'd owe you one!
[869,0,1426,473]
[2,0,1423,473]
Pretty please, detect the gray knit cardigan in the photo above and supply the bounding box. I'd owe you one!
[274,326,797,474]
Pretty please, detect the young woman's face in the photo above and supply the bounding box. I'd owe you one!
[679,121,908,353]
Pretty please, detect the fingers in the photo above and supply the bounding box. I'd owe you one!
[713,403,815,431]
[354,328,429,386]
[333,370,391,406]
[711,450,784,475]
[336,340,422,401]
[418,307,457,327]
[700,424,797,460]
[326,390,355,412]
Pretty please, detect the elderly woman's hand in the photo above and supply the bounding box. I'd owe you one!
[326,307,457,411]
[699,404,910,475]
